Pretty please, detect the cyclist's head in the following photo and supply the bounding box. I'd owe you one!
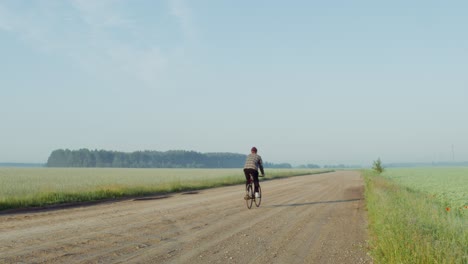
[251,147,258,153]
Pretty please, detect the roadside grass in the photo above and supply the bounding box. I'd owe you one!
[0,168,331,211]
[364,170,467,264]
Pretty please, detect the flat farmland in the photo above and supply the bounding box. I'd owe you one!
[383,167,468,211]
[0,171,371,264]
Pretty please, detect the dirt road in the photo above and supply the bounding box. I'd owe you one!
[0,171,372,264]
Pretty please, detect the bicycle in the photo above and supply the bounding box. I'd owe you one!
[245,173,262,209]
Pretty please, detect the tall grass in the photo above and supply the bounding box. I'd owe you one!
[0,168,330,210]
[364,170,467,264]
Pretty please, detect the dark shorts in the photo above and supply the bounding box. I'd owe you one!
[243,168,260,192]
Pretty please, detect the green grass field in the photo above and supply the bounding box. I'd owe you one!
[0,167,330,210]
[364,168,467,264]
[382,167,467,211]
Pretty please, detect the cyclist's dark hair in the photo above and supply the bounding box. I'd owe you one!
[251,147,257,153]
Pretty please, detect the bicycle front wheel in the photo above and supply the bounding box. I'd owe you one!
[246,184,254,209]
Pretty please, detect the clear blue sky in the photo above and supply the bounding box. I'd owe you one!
[1,0,467,166]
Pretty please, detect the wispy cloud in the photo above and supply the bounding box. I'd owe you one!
[0,2,59,52]
[169,0,197,41]
[69,0,168,85]
[0,4,14,31]
[0,1,181,87]
[70,0,133,29]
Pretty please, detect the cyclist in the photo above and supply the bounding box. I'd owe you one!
[243,147,265,199]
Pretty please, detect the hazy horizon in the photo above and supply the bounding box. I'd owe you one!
[1,147,467,167]
[1,1,467,166]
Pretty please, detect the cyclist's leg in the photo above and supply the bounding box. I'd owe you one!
[252,170,260,193]
[243,169,251,189]
[243,169,253,199]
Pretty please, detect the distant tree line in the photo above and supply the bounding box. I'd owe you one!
[46,149,293,168]
[384,161,468,168]
[265,162,292,168]
[323,164,362,169]
[0,163,44,168]
[296,164,321,169]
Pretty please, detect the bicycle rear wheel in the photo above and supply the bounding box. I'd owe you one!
[246,184,254,209]
[254,186,262,207]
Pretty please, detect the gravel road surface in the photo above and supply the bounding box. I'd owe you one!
[0,171,372,263]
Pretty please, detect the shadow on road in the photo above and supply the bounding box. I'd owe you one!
[267,198,361,207]
[133,195,172,201]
